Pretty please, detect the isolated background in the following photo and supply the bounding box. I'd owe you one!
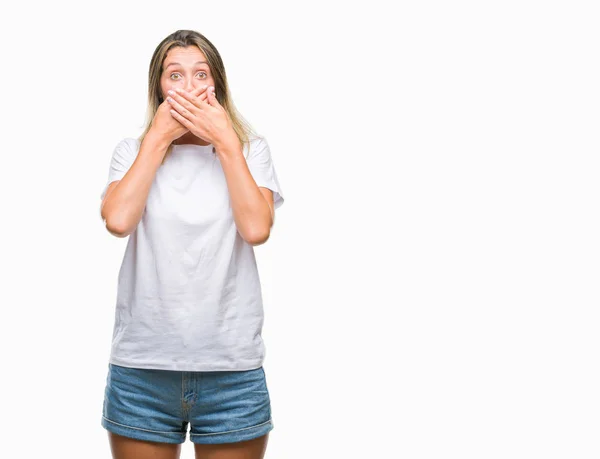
[0,1,598,458]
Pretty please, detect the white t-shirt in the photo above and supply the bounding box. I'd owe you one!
[100,135,284,371]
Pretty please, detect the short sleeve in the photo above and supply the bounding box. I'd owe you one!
[246,137,285,210]
[100,138,139,200]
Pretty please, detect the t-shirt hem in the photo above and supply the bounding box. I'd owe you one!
[108,355,265,372]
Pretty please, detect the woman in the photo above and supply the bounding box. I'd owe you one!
[99,29,284,459]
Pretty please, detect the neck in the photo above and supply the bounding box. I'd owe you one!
[174,133,211,146]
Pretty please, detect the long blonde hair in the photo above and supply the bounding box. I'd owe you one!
[138,30,258,163]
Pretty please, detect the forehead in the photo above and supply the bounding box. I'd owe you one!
[163,46,208,67]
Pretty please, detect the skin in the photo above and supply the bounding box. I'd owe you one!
[101,45,275,244]
[159,46,214,147]
[108,432,269,459]
[103,47,274,458]
[162,46,274,242]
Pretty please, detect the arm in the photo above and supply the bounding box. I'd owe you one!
[100,132,170,238]
[216,140,274,246]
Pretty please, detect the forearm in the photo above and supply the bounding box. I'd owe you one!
[217,142,272,245]
[101,131,170,237]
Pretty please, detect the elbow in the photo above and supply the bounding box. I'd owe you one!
[245,229,271,246]
[103,217,134,238]
[100,196,138,238]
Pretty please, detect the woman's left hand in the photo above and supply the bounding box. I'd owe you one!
[167,86,239,153]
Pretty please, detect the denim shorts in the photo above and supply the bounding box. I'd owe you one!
[101,363,274,444]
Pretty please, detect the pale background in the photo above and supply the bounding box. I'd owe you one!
[0,1,598,458]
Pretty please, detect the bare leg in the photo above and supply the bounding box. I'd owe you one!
[109,432,182,459]
[193,433,269,459]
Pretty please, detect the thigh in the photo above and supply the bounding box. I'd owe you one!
[193,432,269,459]
[189,366,274,446]
[109,432,182,459]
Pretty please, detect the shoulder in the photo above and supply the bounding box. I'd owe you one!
[106,137,141,171]
[248,133,266,145]
[111,137,141,160]
[244,134,270,159]
[117,137,141,153]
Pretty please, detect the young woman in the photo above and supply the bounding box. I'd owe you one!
[99,30,284,459]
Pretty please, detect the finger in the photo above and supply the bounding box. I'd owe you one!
[205,86,219,107]
[169,108,193,128]
[174,85,209,111]
[172,88,202,112]
[199,89,211,105]
[167,92,196,121]
[195,85,215,109]
[191,85,207,97]
[193,85,210,106]
[187,85,208,99]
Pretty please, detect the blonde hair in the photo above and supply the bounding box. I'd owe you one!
[137,29,258,163]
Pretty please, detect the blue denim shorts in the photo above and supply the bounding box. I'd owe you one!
[101,363,274,444]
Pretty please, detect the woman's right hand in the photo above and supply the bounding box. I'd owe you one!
[150,85,209,143]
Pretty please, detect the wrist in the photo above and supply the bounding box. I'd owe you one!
[148,126,175,145]
[214,135,242,158]
[142,131,172,158]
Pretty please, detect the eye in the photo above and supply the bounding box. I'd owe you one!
[169,71,207,80]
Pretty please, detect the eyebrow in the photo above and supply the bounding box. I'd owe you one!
[165,61,208,69]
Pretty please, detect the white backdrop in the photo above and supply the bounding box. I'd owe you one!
[0,1,598,458]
